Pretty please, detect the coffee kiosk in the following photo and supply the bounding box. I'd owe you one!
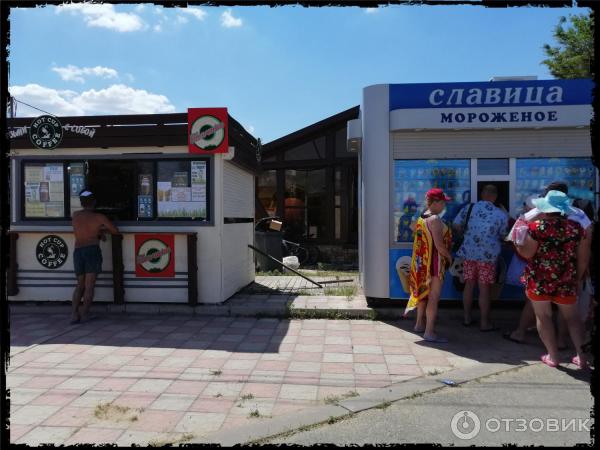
[7,109,260,305]
[353,78,597,304]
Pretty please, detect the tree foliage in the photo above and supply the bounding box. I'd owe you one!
[542,13,593,79]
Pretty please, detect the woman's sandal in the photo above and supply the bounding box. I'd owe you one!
[541,354,558,368]
[571,356,589,370]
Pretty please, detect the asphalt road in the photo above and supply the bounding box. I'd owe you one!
[269,363,593,446]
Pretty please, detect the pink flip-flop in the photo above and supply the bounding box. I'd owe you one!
[571,356,589,370]
[541,354,558,368]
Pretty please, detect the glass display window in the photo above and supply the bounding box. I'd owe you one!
[157,160,208,220]
[20,158,211,222]
[23,163,65,218]
[393,159,471,243]
[514,158,597,217]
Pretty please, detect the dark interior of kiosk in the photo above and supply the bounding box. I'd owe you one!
[476,181,510,211]
[86,161,138,221]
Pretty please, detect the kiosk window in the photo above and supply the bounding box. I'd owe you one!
[23,163,65,218]
[477,159,509,176]
[157,160,208,219]
[514,158,597,216]
[21,158,210,222]
[393,159,470,243]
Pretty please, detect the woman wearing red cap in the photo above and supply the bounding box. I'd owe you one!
[405,188,453,343]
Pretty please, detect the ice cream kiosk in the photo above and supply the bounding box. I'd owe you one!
[353,78,597,305]
[7,109,260,306]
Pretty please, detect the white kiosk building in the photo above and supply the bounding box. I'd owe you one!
[354,78,596,305]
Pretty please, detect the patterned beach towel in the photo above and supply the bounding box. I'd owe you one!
[404,217,451,316]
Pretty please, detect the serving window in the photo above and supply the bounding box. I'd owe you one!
[21,158,211,222]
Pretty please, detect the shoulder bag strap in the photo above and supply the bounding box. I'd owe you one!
[464,203,475,233]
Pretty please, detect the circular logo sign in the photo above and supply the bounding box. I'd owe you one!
[29,115,63,150]
[36,235,68,269]
[451,410,481,440]
[190,115,225,151]
[136,238,172,273]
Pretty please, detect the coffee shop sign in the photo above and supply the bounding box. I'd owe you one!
[8,116,96,141]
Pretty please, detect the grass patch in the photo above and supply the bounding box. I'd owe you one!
[148,433,195,447]
[256,270,286,276]
[214,393,223,398]
[323,285,357,298]
[406,391,424,400]
[248,409,261,418]
[323,390,360,405]
[209,369,222,376]
[94,402,142,423]
[240,393,254,401]
[427,369,442,376]
[375,400,392,410]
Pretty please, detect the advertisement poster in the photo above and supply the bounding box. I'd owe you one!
[191,161,206,183]
[138,195,153,218]
[135,234,175,277]
[188,108,228,154]
[44,165,63,182]
[139,174,153,196]
[171,187,192,202]
[393,159,471,243]
[192,185,206,202]
[389,249,524,301]
[25,166,44,183]
[25,202,45,217]
[172,172,188,187]
[514,158,596,215]
[45,203,64,217]
[70,175,85,196]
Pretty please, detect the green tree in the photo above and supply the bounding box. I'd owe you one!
[542,13,593,79]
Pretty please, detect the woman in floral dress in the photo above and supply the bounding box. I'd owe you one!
[517,190,587,369]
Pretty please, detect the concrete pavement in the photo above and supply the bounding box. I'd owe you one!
[8,275,593,446]
[266,363,592,446]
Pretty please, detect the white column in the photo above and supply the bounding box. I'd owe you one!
[361,84,390,299]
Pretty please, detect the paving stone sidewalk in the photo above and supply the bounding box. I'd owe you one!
[7,305,558,446]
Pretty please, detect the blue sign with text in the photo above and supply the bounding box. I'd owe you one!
[389,79,593,111]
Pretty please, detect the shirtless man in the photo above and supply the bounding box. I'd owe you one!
[71,190,119,324]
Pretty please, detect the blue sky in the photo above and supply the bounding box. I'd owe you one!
[8,3,589,142]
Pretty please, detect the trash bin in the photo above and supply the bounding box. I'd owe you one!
[254,230,283,272]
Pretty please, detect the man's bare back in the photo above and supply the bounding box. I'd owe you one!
[72,209,119,248]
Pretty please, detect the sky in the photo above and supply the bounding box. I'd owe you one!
[7,3,589,143]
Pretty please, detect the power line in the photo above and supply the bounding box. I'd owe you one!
[11,98,56,117]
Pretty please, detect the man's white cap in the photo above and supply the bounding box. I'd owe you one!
[80,190,93,197]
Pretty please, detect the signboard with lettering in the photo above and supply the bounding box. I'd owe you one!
[134,234,175,277]
[389,79,593,130]
[188,108,229,154]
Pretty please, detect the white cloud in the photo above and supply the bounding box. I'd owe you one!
[52,65,119,83]
[153,24,162,32]
[176,15,189,24]
[177,7,207,22]
[221,9,242,28]
[134,5,145,13]
[365,8,379,14]
[9,83,176,116]
[247,125,255,134]
[56,3,145,32]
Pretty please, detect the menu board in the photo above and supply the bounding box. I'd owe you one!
[514,158,597,216]
[157,161,207,219]
[24,164,65,218]
[69,162,86,215]
[393,159,471,243]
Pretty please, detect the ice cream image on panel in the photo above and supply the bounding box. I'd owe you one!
[395,256,412,293]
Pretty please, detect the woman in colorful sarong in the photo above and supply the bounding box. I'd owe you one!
[406,188,453,343]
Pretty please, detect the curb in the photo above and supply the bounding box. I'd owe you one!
[197,362,530,445]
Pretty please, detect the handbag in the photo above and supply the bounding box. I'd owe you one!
[452,203,474,253]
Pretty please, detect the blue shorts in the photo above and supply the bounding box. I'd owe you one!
[73,245,103,276]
